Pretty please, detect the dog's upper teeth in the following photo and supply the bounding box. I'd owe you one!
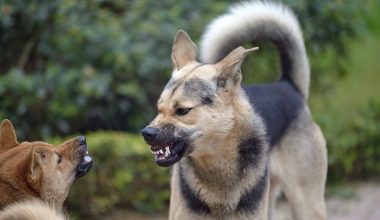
[165,146,171,155]
[159,149,164,154]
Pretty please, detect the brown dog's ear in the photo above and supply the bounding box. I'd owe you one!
[171,30,198,70]
[0,119,19,152]
[27,148,44,187]
[215,46,258,89]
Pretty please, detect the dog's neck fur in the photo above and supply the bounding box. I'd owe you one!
[0,146,40,208]
[174,89,270,218]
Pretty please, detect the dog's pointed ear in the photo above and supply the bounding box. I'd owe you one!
[0,119,19,152]
[215,46,258,89]
[27,148,44,187]
[171,30,198,70]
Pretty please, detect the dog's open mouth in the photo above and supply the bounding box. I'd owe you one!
[76,143,93,178]
[76,152,93,178]
[150,141,186,167]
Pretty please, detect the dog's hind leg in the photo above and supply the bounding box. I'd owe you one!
[271,110,327,220]
[268,174,281,220]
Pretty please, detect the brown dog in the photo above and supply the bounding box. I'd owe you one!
[0,119,93,209]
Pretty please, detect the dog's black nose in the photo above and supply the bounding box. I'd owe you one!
[141,127,159,142]
[79,135,86,145]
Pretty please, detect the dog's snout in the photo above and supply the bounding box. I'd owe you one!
[79,135,86,145]
[141,127,159,142]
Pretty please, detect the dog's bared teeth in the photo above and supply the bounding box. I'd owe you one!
[165,146,171,155]
[159,149,164,154]
[84,155,92,162]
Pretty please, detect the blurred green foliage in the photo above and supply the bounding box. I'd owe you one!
[0,0,231,139]
[0,0,369,139]
[0,0,379,216]
[50,132,170,218]
[321,100,380,183]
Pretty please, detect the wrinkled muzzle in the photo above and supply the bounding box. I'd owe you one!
[141,124,187,167]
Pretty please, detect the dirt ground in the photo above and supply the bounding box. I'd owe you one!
[102,182,380,220]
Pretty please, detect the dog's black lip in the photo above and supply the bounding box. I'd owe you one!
[76,144,93,178]
[154,141,186,167]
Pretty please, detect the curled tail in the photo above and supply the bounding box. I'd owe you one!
[200,1,310,99]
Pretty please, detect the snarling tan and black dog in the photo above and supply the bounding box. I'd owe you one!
[0,119,93,218]
[141,1,327,220]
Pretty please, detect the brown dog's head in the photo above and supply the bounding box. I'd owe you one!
[0,119,93,208]
[141,30,257,167]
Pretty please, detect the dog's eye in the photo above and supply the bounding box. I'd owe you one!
[175,108,192,116]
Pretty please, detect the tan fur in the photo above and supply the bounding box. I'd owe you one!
[269,107,327,220]
[0,200,66,220]
[0,119,88,208]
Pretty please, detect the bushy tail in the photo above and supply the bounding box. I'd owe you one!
[200,1,310,99]
[0,200,67,220]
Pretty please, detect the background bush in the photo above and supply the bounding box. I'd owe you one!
[324,100,380,182]
[0,0,369,139]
